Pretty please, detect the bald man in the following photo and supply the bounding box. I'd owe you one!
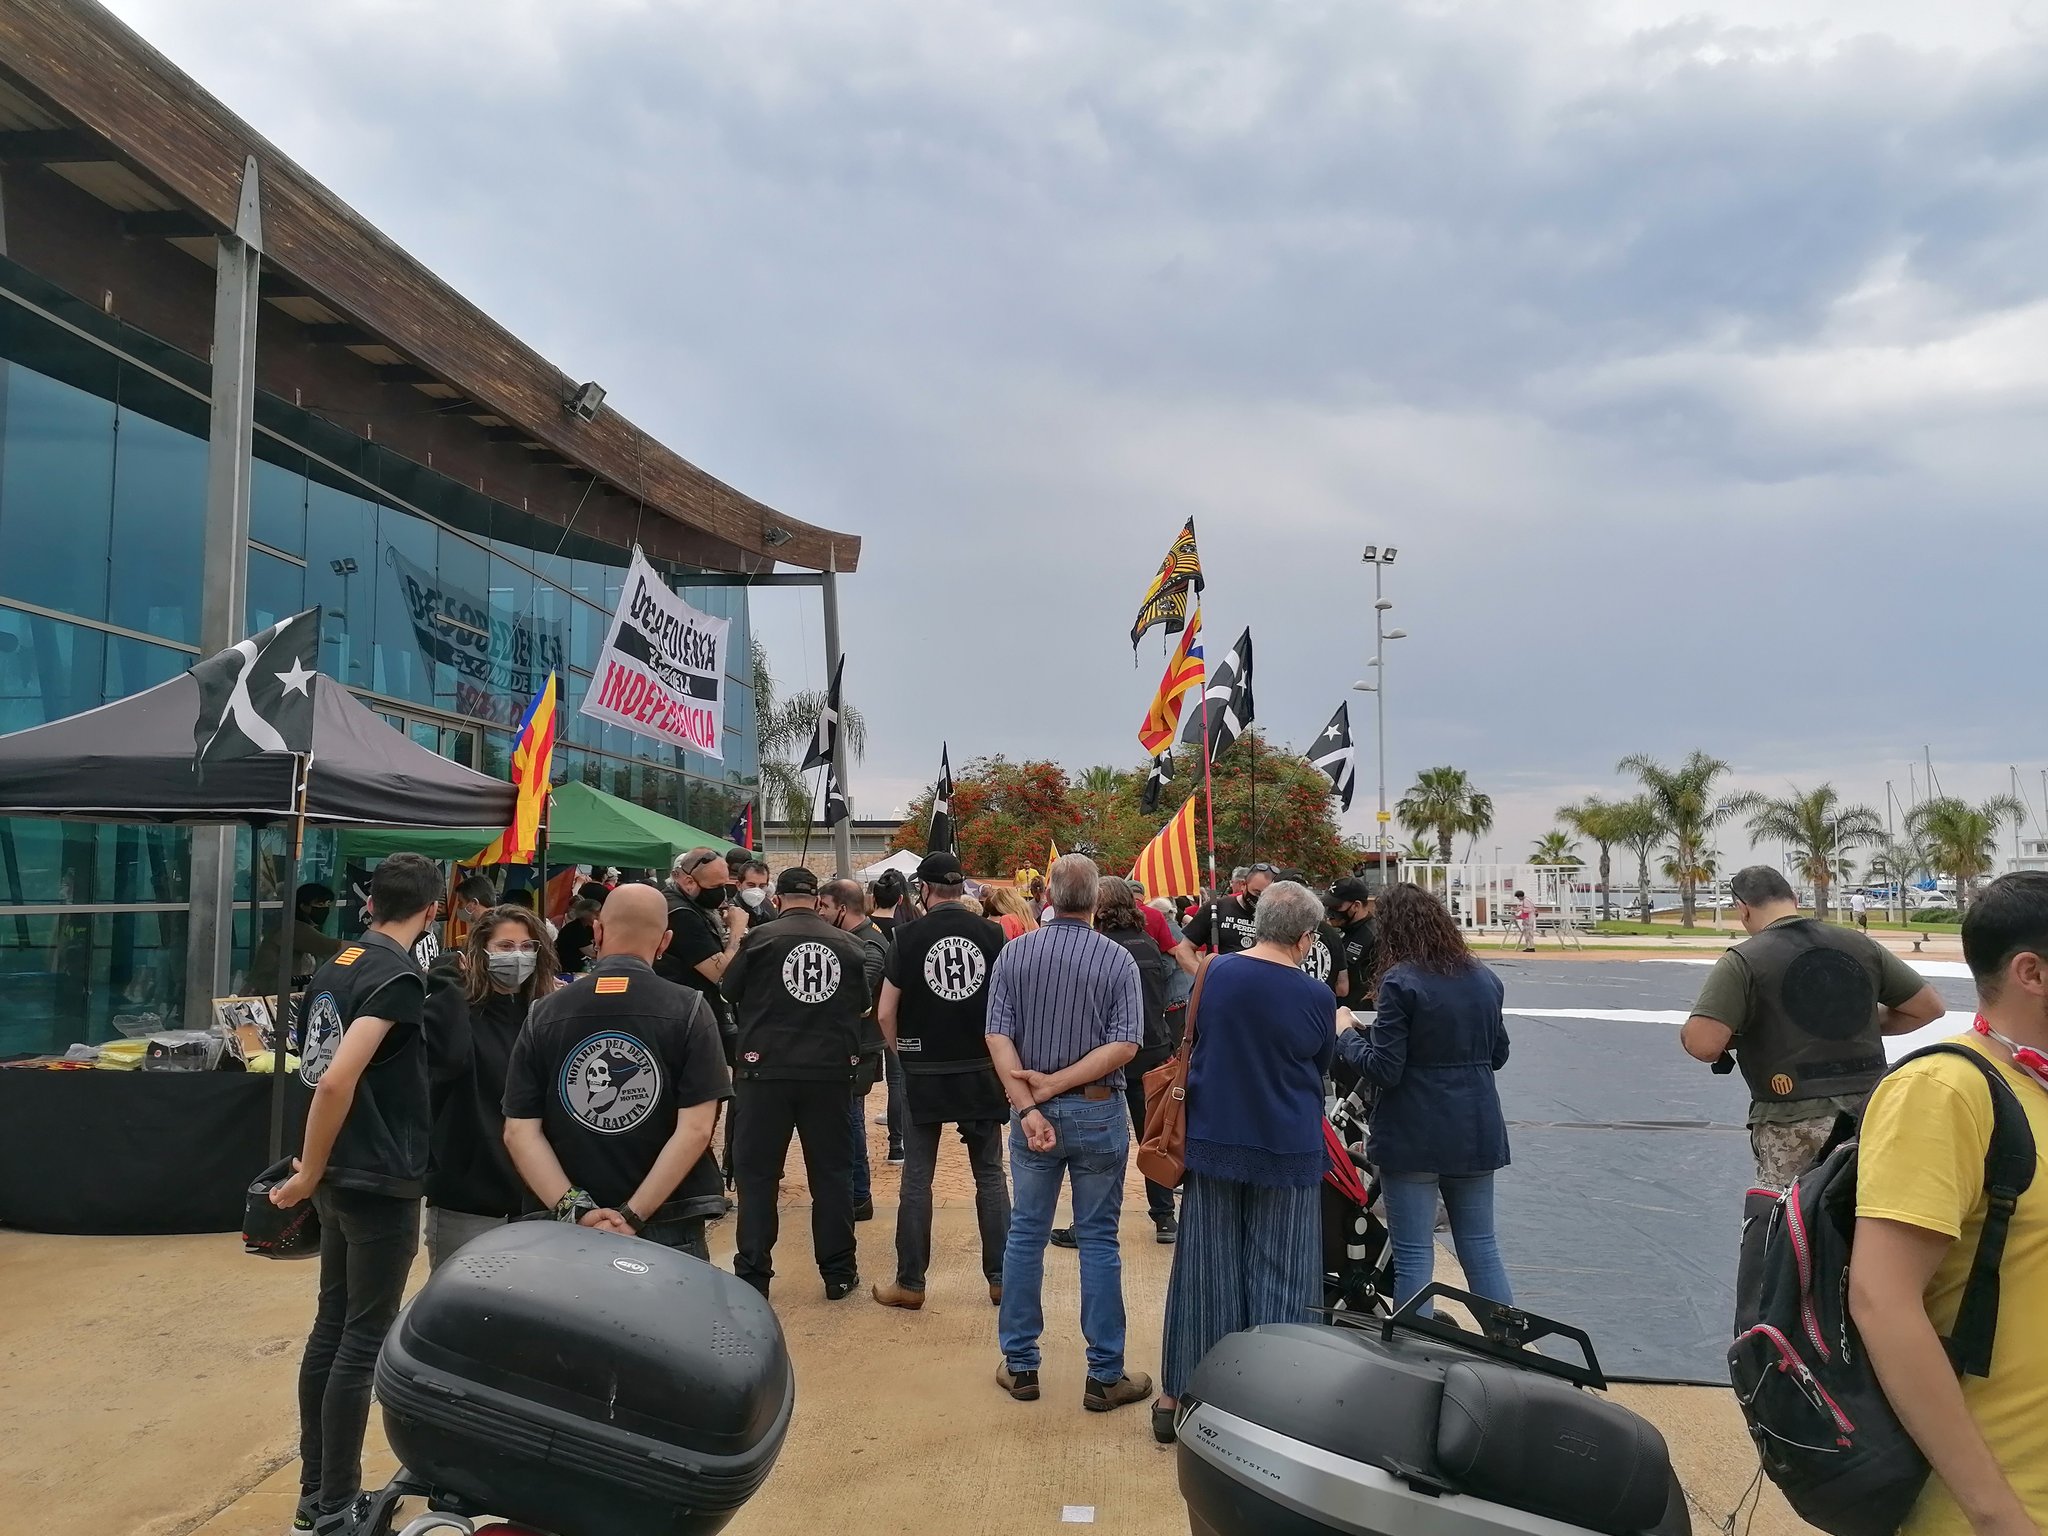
[503,884,733,1258]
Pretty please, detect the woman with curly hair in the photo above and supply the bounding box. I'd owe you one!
[423,904,562,1268]
[1335,882,1512,1313]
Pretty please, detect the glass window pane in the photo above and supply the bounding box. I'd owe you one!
[247,547,306,635]
[107,406,205,645]
[434,527,491,717]
[304,483,377,687]
[251,445,310,556]
[372,504,438,707]
[0,909,190,1055]
[0,361,116,623]
[104,631,191,701]
[0,604,106,732]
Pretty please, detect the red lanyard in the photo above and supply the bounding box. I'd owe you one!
[1972,1015,2048,1095]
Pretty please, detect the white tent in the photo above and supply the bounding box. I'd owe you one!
[855,848,922,885]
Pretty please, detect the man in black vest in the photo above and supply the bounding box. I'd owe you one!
[501,883,731,1258]
[1330,877,1378,1007]
[269,852,441,1536]
[723,866,872,1300]
[871,852,1012,1310]
[1681,864,1946,1185]
[818,877,892,1221]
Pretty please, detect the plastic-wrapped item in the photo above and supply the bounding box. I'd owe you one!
[111,1012,166,1039]
[62,1043,102,1064]
[142,1030,224,1072]
[96,1039,148,1071]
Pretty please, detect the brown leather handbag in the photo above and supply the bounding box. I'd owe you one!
[1136,955,1212,1189]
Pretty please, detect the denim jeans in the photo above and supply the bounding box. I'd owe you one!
[299,1187,420,1510]
[849,1090,874,1208]
[1381,1170,1513,1314]
[998,1094,1129,1382]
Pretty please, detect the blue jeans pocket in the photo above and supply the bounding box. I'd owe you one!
[1056,1102,1127,1174]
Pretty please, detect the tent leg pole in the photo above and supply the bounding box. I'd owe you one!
[268,760,309,1163]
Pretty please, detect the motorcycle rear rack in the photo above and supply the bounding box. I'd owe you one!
[1330,1282,1609,1391]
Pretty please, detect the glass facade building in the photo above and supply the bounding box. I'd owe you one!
[0,256,758,1056]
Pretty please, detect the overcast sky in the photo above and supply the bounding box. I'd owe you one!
[106,0,2048,864]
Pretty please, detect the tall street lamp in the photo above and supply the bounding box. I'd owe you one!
[1352,545,1405,857]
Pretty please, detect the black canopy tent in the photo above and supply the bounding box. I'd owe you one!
[0,670,516,1229]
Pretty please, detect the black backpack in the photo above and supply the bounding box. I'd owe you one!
[1729,1043,2036,1536]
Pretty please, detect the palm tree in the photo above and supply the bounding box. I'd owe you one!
[1402,832,1437,862]
[1074,764,1126,846]
[753,636,868,831]
[1866,835,1929,924]
[1728,784,1883,922]
[1906,795,2026,915]
[1531,831,1581,867]
[1609,796,1667,923]
[1398,766,1495,864]
[1558,797,1631,921]
[1618,750,1736,927]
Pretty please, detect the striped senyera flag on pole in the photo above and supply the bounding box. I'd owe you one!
[1131,795,1202,899]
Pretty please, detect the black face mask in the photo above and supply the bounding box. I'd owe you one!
[693,883,731,910]
[1243,887,1262,909]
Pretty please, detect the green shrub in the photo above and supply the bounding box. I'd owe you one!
[1910,909,1958,925]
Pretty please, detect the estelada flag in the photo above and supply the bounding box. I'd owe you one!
[1138,607,1204,756]
[1130,518,1204,649]
[1131,795,1201,900]
[478,674,557,864]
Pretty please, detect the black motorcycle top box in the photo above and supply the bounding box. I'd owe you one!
[376,1221,793,1536]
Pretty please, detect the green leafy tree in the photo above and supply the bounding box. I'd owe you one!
[1558,797,1635,921]
[1402,832,1437,862]
[1618,750,1736,927]
[1198,731,1361,884]
[753,637,867,831]
[892,757,1080,875]
[1531,831,1582,868]
[1728,784,1883,921]
[1608,796,1668,922]
[1397,766,1495,864]
[1867,835,1930,922]
[1906,795,2026,915]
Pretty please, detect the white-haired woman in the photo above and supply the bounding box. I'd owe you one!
[1156,880,1338,1442]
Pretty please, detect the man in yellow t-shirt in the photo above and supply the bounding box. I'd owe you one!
[1852,871,2048,1536]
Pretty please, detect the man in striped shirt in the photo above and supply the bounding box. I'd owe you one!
[985,854,1151,1413]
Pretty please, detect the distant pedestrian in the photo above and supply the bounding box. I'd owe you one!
[1514,888,1537,952]
[1681,865,1944,1186]
[985,854,1150,1413]
[1337,883,1514,1314]
[1851,888,1869,932]
[1157,881,1338,1443]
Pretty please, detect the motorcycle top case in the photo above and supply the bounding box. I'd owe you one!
[376,1221,793,1536]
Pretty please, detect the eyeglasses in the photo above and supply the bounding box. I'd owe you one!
[1247,863,1278,876]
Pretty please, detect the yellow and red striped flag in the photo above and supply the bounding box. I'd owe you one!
[1138,607,1204,756]
[1131,795,1201,900]
[478,673,557,864]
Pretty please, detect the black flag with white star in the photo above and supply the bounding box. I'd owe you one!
[927,744,956,855]
[822,759,850,828]
[191,608,319,773]
[1141,751,1173,815]
[800,655,843,772]
[1309,701,1356,812]
[1179,627,1254,765]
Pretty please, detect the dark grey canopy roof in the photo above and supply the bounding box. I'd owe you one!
[0,672,516,827]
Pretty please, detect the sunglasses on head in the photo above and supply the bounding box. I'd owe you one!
[1247,863,1278,876]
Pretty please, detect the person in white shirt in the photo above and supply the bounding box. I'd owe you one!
[1851,889,1869,932]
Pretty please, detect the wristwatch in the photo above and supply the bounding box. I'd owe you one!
[619,1202,648,1233]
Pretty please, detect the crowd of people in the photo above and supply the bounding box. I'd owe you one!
[260,834,2048,1536]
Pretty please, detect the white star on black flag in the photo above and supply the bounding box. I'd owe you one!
[1141,751,1173,815]
[822,759,851,828]
[1179,627,1254,765]
[191,607,320,773]
[1309,701,1356,812]
[800,655,844,772]
[927,744,956,855]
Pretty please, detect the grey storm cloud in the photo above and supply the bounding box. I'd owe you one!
[105,0,2048,848]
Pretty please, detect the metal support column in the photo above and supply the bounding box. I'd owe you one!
[820,558,853,879]
[183,157,264,1028]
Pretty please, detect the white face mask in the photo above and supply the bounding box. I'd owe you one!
[739,886,767,910]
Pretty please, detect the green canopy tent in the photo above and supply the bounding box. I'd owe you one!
[336,779,729,869]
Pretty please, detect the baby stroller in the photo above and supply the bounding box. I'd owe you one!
[1322,1075,1393,1315]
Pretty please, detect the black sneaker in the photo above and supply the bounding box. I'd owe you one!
[853,1199,875,1222]
[308,1494,372,1536]
[824,1272,861,1301]
[1049,1226,1079,1249]
[886,1147,906,1165]
[290,1490,320,1534]
[1153,1213,1178,1245]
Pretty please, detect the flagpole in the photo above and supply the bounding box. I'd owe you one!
[535,783,551,919]
[798,762,825,867]
[1197,665,1220,895]
[267,750,311,1163]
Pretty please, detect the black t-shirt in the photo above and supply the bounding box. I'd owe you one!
[554,918,595,976]
[1300,923,1347,998]
[1340,918,1377,1005]
[1183,894,1258,955]
[656,895,727,1012]
[411,928,444,971]
[299,930,430,1199]
[502,956,731,1220]
[885,903,1008,1125]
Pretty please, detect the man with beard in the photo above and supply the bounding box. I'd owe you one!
[656,847,748,1056]
[1182,862,1274,956]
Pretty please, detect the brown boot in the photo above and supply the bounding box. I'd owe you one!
[871,1280,925,1311]
[987,1278,1003,1307]
[1084,1371,1153,1413]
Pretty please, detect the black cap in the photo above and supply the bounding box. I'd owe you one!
[775,866,820,896]
[1331,877,1372,903]
[917,851,965,885]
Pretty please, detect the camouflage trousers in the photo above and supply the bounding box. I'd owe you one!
[1750,1116,1838,1189]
